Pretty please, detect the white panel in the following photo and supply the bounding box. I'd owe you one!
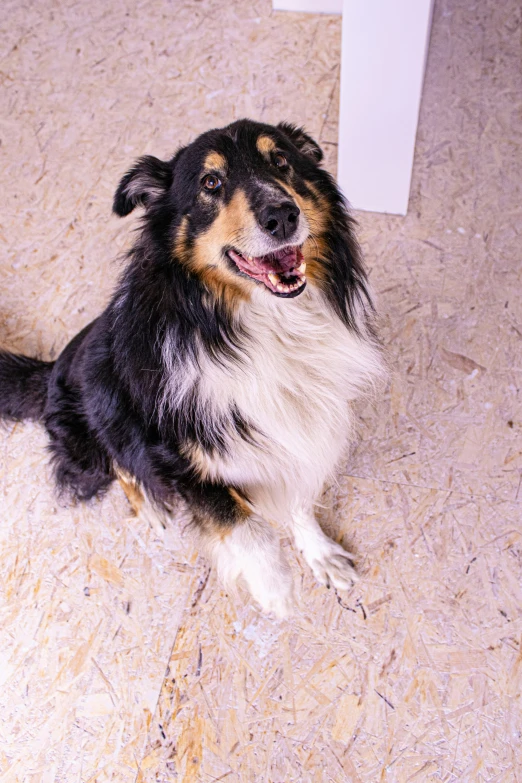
[337,0,434,215]
[272,0,342,14]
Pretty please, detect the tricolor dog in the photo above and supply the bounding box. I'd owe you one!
[0,120,384,616]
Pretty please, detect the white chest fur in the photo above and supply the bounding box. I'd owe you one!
[165,287,383,513]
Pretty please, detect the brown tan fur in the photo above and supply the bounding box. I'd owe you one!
[176,190,260,308]
[180,440,214,480]
[116,467,145,516]
[274,177,332,286]
[181,444,253,525]
[174,214,247,308]
[228,487,252,518]
[118,451,250,540]
[194,487,252,543]
[256,135,276,157]
[203,151,227,174]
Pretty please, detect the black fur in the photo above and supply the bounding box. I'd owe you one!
[113,155,174,217]
[0,119,373,524]
[0,351,53,420]
[277,121,324,163]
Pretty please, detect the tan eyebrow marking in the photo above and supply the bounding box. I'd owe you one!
[256,135,276,156]
[203,151,227,171]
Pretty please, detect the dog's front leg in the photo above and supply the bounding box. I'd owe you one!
[291,504,359,591]
[181,480,294,618]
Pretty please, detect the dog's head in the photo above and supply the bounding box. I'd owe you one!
[114,119,361,311]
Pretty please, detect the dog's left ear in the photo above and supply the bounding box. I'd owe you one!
[113,155,173,217]
[277,122,323,163]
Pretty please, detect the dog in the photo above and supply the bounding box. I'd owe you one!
[0,119,384,616]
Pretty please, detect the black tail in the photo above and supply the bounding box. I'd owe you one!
[0,350,54,421]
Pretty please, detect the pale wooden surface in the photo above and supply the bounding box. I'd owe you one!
[1,0,521,781]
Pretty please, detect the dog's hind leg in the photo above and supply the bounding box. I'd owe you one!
[291,505,358,591]
[181,480,294,618]
[36,319,114,501]
[115,468,172,536]
[116,468,146,516]
[44,380,113,501]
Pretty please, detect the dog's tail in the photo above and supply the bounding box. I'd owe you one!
[0,350,54,421]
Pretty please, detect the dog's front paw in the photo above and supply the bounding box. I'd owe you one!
[292,511,358,592]
[305,538,358,591]
[254,583,294,619]
[213,516,295,618]
[243,563,295,619]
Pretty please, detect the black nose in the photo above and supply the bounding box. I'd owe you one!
[259,201,300,240]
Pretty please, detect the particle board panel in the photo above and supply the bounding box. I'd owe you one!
[0,422,199,782]
[141,479,522,782]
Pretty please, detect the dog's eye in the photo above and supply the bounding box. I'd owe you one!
[202,175,222,192]
[274,153,288,169]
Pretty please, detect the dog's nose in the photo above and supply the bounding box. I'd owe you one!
[259,201,300,240]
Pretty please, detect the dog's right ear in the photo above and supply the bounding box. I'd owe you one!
[113,155,173,217]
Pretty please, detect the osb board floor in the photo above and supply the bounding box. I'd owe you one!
[0,0,520,781]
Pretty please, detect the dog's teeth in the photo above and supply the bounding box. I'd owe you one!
[298,262,306,274]
[268,273,279,286]
[276,284,285,292]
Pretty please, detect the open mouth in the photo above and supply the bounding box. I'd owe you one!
[226,245,307,298]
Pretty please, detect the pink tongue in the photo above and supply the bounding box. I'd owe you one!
[228,247,303,278]
[254,246,301,273]
[271,247,299,271]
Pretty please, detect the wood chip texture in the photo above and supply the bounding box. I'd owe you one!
[1,0,521,781]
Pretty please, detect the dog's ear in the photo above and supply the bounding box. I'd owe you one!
[277,122,323,163]
[113,155,173,217]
